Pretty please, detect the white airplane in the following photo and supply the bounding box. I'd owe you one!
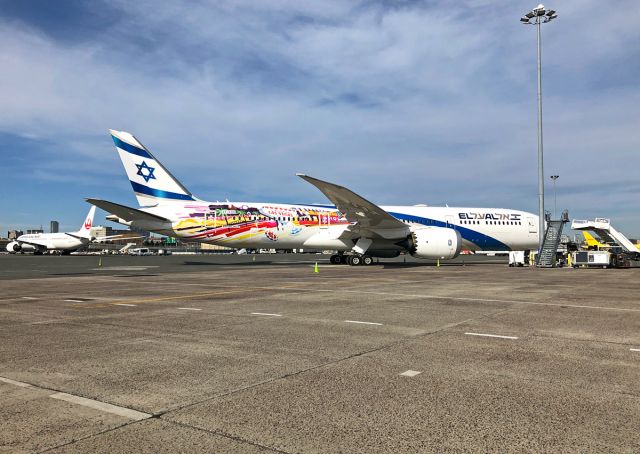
[7,207,96,254]
[88,130,539,266]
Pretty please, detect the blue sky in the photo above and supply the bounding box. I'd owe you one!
[1,0,638,236]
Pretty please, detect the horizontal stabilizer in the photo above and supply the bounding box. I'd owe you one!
[86,199,170,223]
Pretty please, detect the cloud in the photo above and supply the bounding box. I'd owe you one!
[0,0,638,235]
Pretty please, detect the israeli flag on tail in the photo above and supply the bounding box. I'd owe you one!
[109,130,196,206]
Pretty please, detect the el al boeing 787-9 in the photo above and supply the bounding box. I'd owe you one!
[88,130,539,266]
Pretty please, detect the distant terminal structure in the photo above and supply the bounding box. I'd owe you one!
[50,221,59,233]
[8,230,23,240]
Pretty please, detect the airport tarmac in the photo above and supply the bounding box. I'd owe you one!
[1,254,639,452]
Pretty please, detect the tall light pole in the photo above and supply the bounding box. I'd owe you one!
[550,174,559,218]
[521,4,557,251]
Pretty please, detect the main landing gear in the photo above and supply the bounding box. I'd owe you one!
[329,254,374,266]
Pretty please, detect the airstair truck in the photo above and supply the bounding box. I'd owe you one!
[571,218,640,268]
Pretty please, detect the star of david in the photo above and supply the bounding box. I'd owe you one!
[135,161,156,183]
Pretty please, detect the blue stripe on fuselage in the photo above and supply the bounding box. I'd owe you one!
[130,181,194,201]
[112,135,153,159]
[388,211,510,250]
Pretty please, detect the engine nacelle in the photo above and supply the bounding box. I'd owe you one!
[6,241,21,253]
[407,227,462,259]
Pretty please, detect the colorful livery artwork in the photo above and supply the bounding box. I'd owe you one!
[171,203,349,245]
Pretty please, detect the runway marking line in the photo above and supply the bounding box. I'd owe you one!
[114,303,137,307]
[68,288,264,310]
[400,370,422,377]
[251,312,282,317]
[114,288,255,305]
[49,392,151,421]
[68,304,110,309]
[631,348,640,352]
[345,320,383,326]
[178,307,202,311]
[64,299,88,303]
[0,376,34,388]
[465,332,519,340]
[1,376,151,420]
[21,296,37,300]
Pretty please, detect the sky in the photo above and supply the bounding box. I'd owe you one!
[0,0,638,237]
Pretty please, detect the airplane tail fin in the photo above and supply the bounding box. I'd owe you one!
[77,206,96,239]
[582,231,602,248]
[109,130,196,206]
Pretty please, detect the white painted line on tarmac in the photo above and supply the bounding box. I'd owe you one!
[631,348,640,352]
[465,332,519,340]
[64,299,87,303]
[400,370,422,377]
[114,303,137,307]
[21,296,37,300]
[0,376,34,388]
[91,266,159,271]
[345,320,383,326]
[177,307,202,311]
[49,392,151,420]
[251,312,282,317]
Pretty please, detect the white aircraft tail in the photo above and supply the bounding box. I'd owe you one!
[109,130,196,206]
[76,206,96,239]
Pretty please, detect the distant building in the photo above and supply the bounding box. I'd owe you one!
[8,230,23,240]
[26,229,43,234]
[90,225,145,245]
[90,226,110,238]
[50,220,59,233]
[130,225,150,238]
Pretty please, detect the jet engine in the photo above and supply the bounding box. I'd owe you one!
[6,241,21,253]
[406,227,462,259]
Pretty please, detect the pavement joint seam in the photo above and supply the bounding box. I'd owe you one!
[36,418,150,454]
[1,376,155,454]
[154,307,510,418]
[159,418,292,454]
[0,374,151,417]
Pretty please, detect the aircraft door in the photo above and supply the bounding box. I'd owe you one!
[319,212,329,229]
[527,217,537,233]
[445,215,455,228]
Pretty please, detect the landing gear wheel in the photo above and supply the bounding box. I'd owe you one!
[348,255,362,266]
[330,254,343,265]
[362,255,373,266]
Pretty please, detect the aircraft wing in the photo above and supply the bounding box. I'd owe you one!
[297,174,409,233]
[86,199,170,222]
[64,233,87,240]
[15,239,46,249]
[95,234,144,240]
